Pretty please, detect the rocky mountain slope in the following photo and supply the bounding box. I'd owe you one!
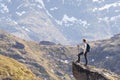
[72,62,120,80]
[88,34,120,74]
[0,30,119,80]
[0,55,42,80]
[0,30,76,80]
[0,0,120,44]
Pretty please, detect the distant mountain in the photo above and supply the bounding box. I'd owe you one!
[0,0,68,44]
[43,0,120,43]
[88,33,120,74]
[0,0,120,44]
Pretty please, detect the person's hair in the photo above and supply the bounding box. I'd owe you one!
[83,39,86,42]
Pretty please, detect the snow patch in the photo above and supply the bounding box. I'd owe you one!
[92,59,95,62]
[93,0,99,2]
[115,10,120,12]
[60,60,69,64]
[13,20,18,25]
[37,5,42,9]
[99,2,120,11]
[35,0,45,8]
[62,14,77,24]
[92,8,98,12]
[98,17,109,23]
[64,60,69,64]
[55,20,62,25]
[0,3,9,13]
[93,1,120,11]
[106,56,109,59]
[22,26,30,32]
[81,21,89,27]
[50,7,58,11]
[46,10,53,18]
[93,0,104,3]
[17,4,23,9]
[55,14,77,26]
[16,11,26,16]
[98,15,120,22]
[110,15,120,21]
[55,14,90,27]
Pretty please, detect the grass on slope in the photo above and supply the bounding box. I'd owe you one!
[0,30,74,80]
[0,55,42,80]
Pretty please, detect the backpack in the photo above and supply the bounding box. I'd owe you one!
[87,43,90,52]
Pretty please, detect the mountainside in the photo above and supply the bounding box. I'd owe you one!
[0,0,120,44]
[88,33,120,74]
[0,29,120,80]
[0,0,68,44]
[43,0,120,43]
[0,55,42,80]
[0,30,76,80]
[72,62,120,80]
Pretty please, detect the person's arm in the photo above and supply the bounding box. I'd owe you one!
[77,44,80,49]
[83,43,87,54]
[77,44,80,53]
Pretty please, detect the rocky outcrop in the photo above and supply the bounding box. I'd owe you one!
[12,42,25,49]
[72,62,120,80]
[39,41,56,45]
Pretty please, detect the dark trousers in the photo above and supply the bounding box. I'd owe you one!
[77,52,88,65]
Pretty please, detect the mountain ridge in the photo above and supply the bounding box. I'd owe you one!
[0,0,120,44]
[0,29,120,80]
[0,30,75,80]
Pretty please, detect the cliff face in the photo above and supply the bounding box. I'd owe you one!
[72,62,120,80]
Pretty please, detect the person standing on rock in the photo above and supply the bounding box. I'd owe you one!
[76,39,90,66]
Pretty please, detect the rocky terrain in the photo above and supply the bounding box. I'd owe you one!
[0,30,120,80]
[88,34,120,74]
[0,30,76,80]
[72,62,120,80]
[0,0,119,80]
